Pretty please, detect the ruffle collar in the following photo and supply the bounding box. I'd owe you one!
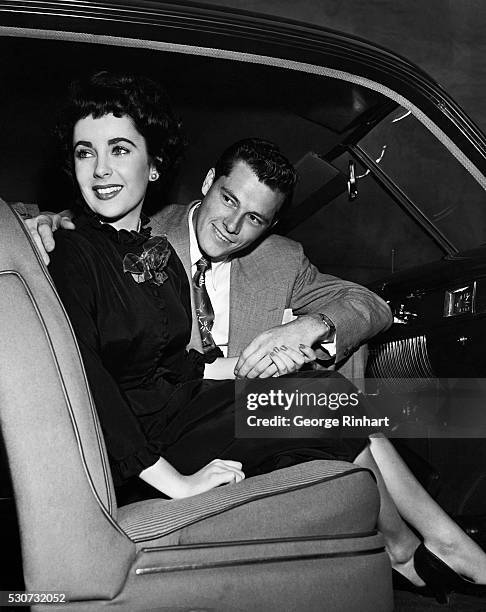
[75,208,152,246]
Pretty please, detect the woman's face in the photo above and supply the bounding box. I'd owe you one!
[73,113,156,231]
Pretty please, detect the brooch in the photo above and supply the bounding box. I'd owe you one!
[123,236,171,286]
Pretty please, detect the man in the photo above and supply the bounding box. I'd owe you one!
[21,138,392,379]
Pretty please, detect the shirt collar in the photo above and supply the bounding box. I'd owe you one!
[188,202,203,267]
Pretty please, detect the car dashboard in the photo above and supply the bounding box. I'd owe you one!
[368,247,486,379]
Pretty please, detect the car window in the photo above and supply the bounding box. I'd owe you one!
[359,106,486,254]
[289,104,486,285]
[288,150,444,285]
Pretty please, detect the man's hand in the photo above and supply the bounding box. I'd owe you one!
[235,316,326,378]
[25,211,75,265]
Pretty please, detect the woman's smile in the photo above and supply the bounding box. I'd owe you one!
[92,184,124,200]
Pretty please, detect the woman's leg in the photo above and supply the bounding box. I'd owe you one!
[355,434,486,584]
[365,434,486,582]
[354,444,424,586]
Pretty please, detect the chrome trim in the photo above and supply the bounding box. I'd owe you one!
[368,335,435,379]
[135,547,386,575]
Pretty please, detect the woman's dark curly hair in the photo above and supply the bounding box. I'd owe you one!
[56,71,185,200]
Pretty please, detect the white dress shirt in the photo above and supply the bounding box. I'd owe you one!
[189,205,231,356]
[188,203,336,358]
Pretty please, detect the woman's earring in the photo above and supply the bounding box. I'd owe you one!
[150,171,159,182]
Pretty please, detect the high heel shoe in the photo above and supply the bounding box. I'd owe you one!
[391,568,432,598]
[414,542,486,603]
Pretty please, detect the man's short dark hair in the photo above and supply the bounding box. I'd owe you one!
[213,138,297,207]
[56,71,185,184]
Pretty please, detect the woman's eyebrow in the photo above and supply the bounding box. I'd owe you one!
[73,137,137,148]
[108,137,137,147]
[73,140,92,148]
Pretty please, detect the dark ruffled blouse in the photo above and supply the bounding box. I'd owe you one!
[48,212,205,485]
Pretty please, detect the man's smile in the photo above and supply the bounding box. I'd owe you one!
[212,223,234,244]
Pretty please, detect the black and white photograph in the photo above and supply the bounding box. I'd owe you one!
[1,1,486,610]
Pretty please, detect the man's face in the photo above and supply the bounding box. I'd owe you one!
[195,160,285,261]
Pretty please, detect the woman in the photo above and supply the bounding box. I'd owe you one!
[49,71,486,602]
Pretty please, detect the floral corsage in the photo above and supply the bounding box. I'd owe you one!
[123,236,171,286]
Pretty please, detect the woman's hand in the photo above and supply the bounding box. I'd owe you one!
[175,459,245,498]
[235,344,315,378]
[267,344,316,377]
[235,317,324,378]
[140,456,245,499]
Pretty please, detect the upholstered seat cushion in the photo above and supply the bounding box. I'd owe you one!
[118,460,379,546]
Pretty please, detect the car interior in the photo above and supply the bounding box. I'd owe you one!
[1,24,485,611]
[3,37,485,283]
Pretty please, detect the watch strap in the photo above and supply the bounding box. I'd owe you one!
[317,313,336,342]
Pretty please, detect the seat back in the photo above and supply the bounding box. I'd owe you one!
[0,200,134,598]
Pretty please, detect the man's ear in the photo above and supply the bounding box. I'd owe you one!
[201,168,216,196]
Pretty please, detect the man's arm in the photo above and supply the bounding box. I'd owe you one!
[235,242,391,378]
[288,243,392,362]
[11,204,75,265]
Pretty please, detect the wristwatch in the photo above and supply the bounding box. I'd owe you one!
[317,313,336,342]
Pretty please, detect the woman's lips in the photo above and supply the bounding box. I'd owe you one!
[92,185,123,200]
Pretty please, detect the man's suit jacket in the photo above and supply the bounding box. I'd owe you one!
[151,203,392,366]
